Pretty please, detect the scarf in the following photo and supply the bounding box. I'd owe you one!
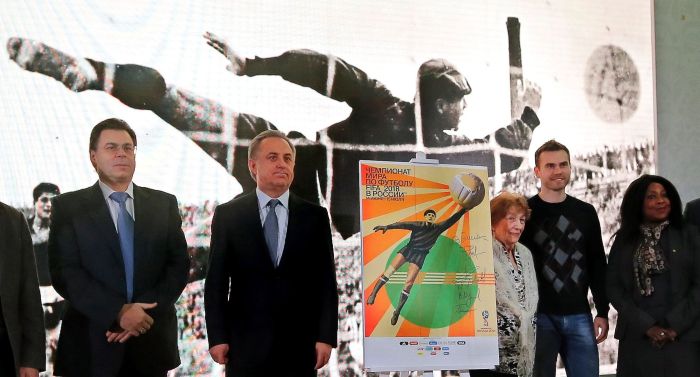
[633,221,669,296]
[493,240,539,377]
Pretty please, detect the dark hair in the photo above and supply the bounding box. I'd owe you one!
[33,182,60,202]
[89,118,137,151]
[418,59,470,120]
[423,209,436,217]
[490,191,531,226]
[534,139,570,167]
[613,174,683,244]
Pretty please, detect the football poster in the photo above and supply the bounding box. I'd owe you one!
[359,160,497,372]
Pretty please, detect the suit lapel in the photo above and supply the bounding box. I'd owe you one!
[0,206,10,290]
[668,227,684,297]
[84,183,122,264]
[244,192,276,270]
[278,194,301,268]
[133,185,150,288]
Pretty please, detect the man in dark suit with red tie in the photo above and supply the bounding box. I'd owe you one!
[48,118,189,376]
[205,130,338,377]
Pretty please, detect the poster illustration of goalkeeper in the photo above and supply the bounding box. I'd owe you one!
[360,161,497,346]
[367,171,485,326]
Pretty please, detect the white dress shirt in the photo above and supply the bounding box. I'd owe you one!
[98,180,135,231]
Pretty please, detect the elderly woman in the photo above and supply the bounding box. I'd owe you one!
[472,192,538,377]
[607,175,700,377]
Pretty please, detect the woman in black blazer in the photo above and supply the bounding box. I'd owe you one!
[607,175,700,377]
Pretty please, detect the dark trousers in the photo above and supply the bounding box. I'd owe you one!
[114,344,168,377]
[617,338,700,377]
[117,364,166,377]
[226,366,316,377]
[0,328,15,377]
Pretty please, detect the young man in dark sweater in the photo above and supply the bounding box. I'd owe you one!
[520,140,609,377]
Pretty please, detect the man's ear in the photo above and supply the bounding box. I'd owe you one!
[435,98,446,114]
[533,166,541,179]
[248,159,257,181]
[89,150,97,169]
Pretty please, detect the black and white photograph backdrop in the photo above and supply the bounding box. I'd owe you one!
[1,0,654,375]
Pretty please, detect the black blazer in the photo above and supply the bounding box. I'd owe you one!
[684,198,700,227]
[607,226,700,341]
[205,191,338,376]
[0,202,45,373]
[48,183,189,376]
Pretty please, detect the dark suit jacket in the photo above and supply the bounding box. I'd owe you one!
[607,226,700,342]
[48,182,189,376]
[205,191,338,376]
[684,198,700,227]
[0,202,45,373]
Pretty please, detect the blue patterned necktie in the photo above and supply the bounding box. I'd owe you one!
[263,199,280,267]
[109,192,134,302]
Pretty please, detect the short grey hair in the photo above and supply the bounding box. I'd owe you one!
[248,130,296,160]
[248,130,296,180]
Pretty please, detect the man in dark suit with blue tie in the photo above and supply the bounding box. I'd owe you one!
[48,118,189,376]
[205,130,338,377]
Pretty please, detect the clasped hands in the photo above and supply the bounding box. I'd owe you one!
[105,302,157,343]
[646,325,677,348]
